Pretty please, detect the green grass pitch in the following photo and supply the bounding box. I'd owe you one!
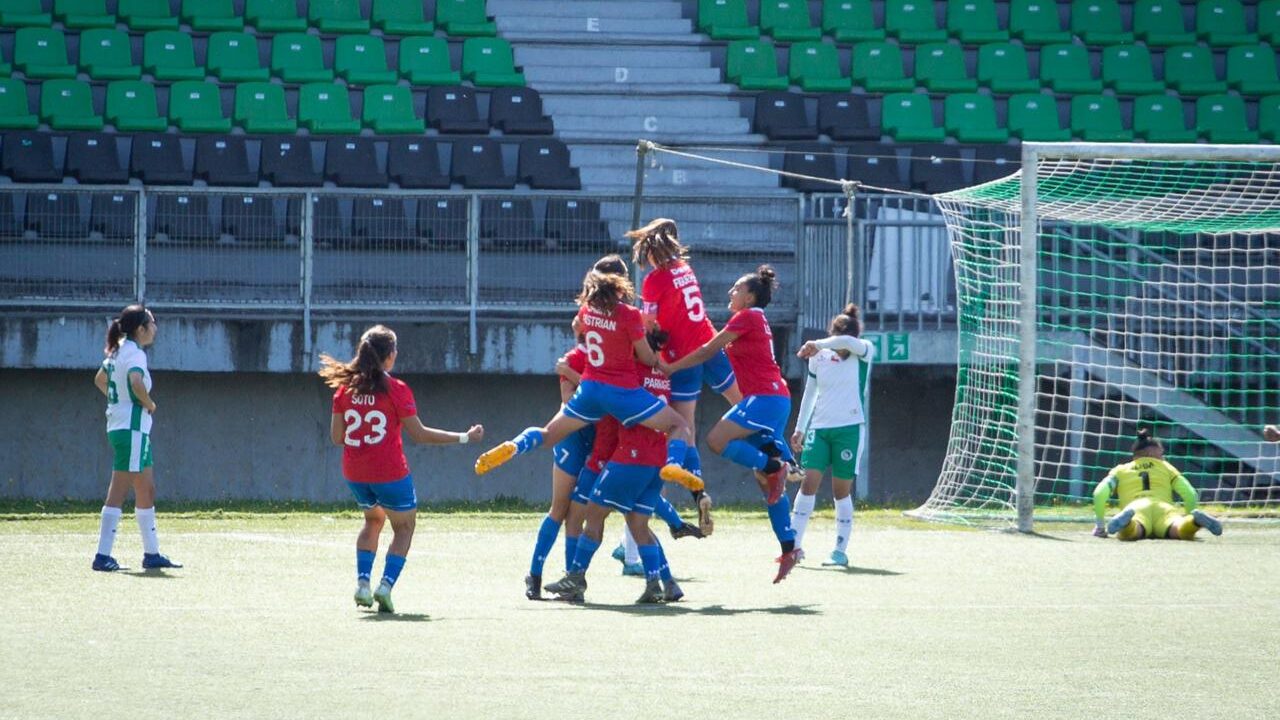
[3,510,1277,719]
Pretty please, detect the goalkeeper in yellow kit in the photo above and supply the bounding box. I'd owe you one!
[1092,428,1224,540]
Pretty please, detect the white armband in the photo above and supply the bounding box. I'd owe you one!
[457,432,470,444]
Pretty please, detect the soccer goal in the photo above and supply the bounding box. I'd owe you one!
[914,143,1280,531]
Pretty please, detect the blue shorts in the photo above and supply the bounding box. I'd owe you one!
[572,467,600,505]
[553,425,596,475]
[723,394,795,463]
[669,349,736,402]
[564,379,665,428]
[347,475,418,512]
[590,462,664,515]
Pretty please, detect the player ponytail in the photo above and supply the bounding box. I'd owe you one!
[577,270,634,314]
[739,264,778,309]
[318,325,398,395]
[830,303,862,337]
[593,253,628,277]
[104,304,151,356]
[1132,427,1164,456]
[626,217,688,268]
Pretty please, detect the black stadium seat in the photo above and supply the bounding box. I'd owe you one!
[754,92,818,140]
[818,95,879,141]
[911,143,966,193]
[130,134,192,185]
[66,134,127,184]
[153,193,217,241]
[261,137,322,187]
[545,198,611,251]
[517,138,579,190]
[325,138,386,188]
[0,194,20,238]
[387,137,450,189]
[782,142,839,192]
[488,87,553,134]
[221,194,278,243]
[2,132,60,182]
[972,144,1020,185]
[427,86,489,134]
[352,196,413,243]
[91,192,137,240]
[25,190,86,239]
[196,136,257,187]
[311,196,347,245]
[479,197,538,249]
[451,139,514,189]
[416,196,467,249]
[846,142,910,191]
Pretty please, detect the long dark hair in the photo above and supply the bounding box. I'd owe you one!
[593,253,627,276]
[739,265,778,309]
[626,217,688,268]
[577,270,635,314]
[104,304,152,356]
[1132,427,1163,456]
[830,303,862,337]
[318,325,398,394]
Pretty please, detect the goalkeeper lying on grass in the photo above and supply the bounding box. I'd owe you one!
[1092,428,1223,541]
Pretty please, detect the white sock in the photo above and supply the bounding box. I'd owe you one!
[791,492,817,550]
[135,506,160,555]
[834,495,854,554]
[97,506,122,556]
[622,526,640,565]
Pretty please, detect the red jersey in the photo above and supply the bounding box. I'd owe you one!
[642,261,716,363]
[613,364,672,466]
[331,376,417,483]
[559,344,587,387]
[576,303,645,388]
[585,415,620,473]
[724,308,789,398]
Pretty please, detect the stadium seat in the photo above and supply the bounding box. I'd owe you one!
[789,41,851,92]
[1,132,61,182]
[1070,95,1133,141]
[66,133,127,184]
[130,134,192,184]
[914,43,978,93]
[246,0,307,32]
[143,31,205,81]
[463,38,525,87]
[234,83,297,134]
[106,81,167,132]
[781,143,839,193]
[272,34,334,83]
[221,194,279,243]
[971,144,1019,185]
[1259,95,1280,142]
[1070,0,1132,45]
[310,196,347,245]
[417,196,468,248]
[882,93,944,142]
[517,138,580,190]
[1226,45,1280,95]
[850,41,913,93]
[41,80,104,131]
[1007,93,1071,140]
[335,36,397,86]
[309,0,371,33]
[0,194,19,239]
[0,0,52,28]
[947,0,1008,43]
[753,92,817,140]
[1163,45,1228,96]
[299,84,361,134]
[387,138,450,189]
[0,79,39,130]
[118,0,178,30]
[977,43,1039,93]
[364,84,427,134]
[261,138,321,187]
[910,144,966,194]
[1040,43,1103,93]
[353,197,413,244]
[545,199,610,251]
[884,0,946,43]
[195,136,257,186]
[452,139,514,188]
[817,95,878,140]
[207,33,270,83]
[697,0,760,40]
[489,87,553,135]
[53,0,114,29]
[168,81,232,133]
[1009,0,1071,45]
[372,0,434,35]
[437,0,498,36]
[181,0,243,32]
[821,0,884,42]
[325,138,386,187]
[1133,0,1195,46]
[760,0,822,41]
[25,191,87,239]
[1101,45,1163,95]
[153,192,216,242]
[1196,0,1257,46]
[425,86,486,134]
[1195,94,1258,143]
[944,93,1008,143]
[0,46,9,76]
[399,36,462,86]
[1132,95,1197,142]
[80,29,142,81]
[725,40,789,91]
[91,193,137,240]
[1262,0,1280,46]
[15,28,77,79]
[479,198,539,249]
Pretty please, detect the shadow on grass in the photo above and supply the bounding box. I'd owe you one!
[358,612,433,623]
[798,564,903,577]
[1019,530,1075,543]
[121,569,182,579]
[573,603,821,617]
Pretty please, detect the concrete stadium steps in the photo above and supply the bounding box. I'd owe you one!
[571,145,787,192]
[488,1,687,19]
[513,46,712,68]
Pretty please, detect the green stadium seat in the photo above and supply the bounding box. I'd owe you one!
[882,93,944,141]
[1163,45,1228,95]
[0,78,39,130]
[1225,45,1280,95]
[1132,95,1197,142]
[40,79,104,130]
[1258,94,1280,142]
[234,82,297,133]
[1196,0,1257,46]
[0,0,52,28]
[915,42,977,92]
[362,84,426,134]
[760,0,821,42]
[168,80,232,132]
[298,83,361,134]
[1040,43,1102,93]
[885,0,946,43]
[1007,93,1071,140]
[105,80,168,131]
[821,0,884,43]
[788,41,851,92]
[1010,0,1071,45]
[947,0,1009,43]
[1133,0,1194,46]
[462,37,525,87]
[118,0,178,30]
[181,0,244,32]
[372,0,434,35]
[1262,1,1280,46]
[697,0,759,40]
[399,36,462,86]
[1195,94,1258,143]
[143,31,205,81]
[726,40,789,90]
[245,0,307,32]
[1070,0,1132,45]
[271,33,334,83]
[53,0,115,29]
[1100,45,1162,95]
[15,28,76,79]
[1070,95,1132,141]
[309,0,371,33]
[437,0,498,37]
[80,29,142,81]
[944,93,1008,142]
[851,41,913,92]
[335,35,397,86]
[0,47,8,76]
[206,33,269,83]
[977,43,1039,93]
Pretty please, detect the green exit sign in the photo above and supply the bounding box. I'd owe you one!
[864,333,910,362]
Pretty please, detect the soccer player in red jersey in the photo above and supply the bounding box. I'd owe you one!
[320,325,483,613]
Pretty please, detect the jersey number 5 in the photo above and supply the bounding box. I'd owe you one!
[682,286,706,322]
[344,409,388,447]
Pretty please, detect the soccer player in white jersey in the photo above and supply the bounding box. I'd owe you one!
[789,304,875,567]
[91,305,180,572]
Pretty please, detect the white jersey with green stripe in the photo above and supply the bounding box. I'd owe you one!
[797,335,874,432]
[102,339,152,434]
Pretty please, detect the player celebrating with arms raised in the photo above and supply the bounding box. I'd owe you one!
[1092,428,1223,541]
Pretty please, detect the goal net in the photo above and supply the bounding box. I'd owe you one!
[915,143,1280,529]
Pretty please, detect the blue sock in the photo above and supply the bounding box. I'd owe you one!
[530,515,561,577]
[722,439,768,470]
[638,543,662,581]
[655,496,683,531]
[766,494,797,543]
[655,541,673,583]
[381,553,407,587]
[570,535,600,574]
[357,549,375,582]
[683,446,702,476]
[563,534,578,572]
[664,438,688,467]
[513,427,544,454]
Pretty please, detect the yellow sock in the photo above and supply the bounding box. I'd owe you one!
[1176,516,1200,541]
[1117,521,1145,541]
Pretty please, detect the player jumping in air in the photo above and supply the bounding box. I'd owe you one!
[1092,428,1224,541]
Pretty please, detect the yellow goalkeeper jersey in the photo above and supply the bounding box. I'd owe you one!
[1108,457,1186,507]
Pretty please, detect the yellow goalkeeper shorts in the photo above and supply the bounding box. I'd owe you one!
[1122,497,1186,539]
